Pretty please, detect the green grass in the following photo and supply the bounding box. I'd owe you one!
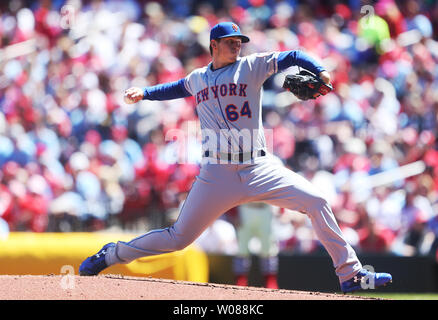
[351,292,438,300]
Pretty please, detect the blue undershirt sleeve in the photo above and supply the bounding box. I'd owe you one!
[277,50,326,75]
[142,78,192,101]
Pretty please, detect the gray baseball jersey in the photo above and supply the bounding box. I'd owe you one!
[184,52,277,155]
[105,52,363,284]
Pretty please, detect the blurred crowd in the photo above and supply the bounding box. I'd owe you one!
[0,0,437,260]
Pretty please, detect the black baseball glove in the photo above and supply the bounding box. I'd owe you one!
[283,70,333,100]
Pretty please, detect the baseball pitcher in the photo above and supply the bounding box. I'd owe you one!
[79,22,392,293]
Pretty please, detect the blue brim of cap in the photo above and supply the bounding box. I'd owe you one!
[216,34,250,43]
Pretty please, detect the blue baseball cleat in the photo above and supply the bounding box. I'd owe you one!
[341,268,392,293]
[79,242,115,276]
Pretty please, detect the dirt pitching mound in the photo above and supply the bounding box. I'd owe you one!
[0,275,379,300]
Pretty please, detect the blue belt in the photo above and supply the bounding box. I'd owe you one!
[203,150,266,162]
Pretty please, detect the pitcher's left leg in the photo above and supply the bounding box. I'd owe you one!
[241,157,362,283]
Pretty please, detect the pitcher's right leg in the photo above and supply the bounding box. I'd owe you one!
[105,163,243,266]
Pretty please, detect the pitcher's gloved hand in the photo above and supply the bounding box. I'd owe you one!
[283,70,333,100]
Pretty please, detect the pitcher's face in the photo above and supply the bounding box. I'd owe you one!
[213,36,242,63]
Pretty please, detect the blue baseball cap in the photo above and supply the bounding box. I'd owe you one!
[210,22,250,43]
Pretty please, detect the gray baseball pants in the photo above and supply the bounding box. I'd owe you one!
[105,155,362,283]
